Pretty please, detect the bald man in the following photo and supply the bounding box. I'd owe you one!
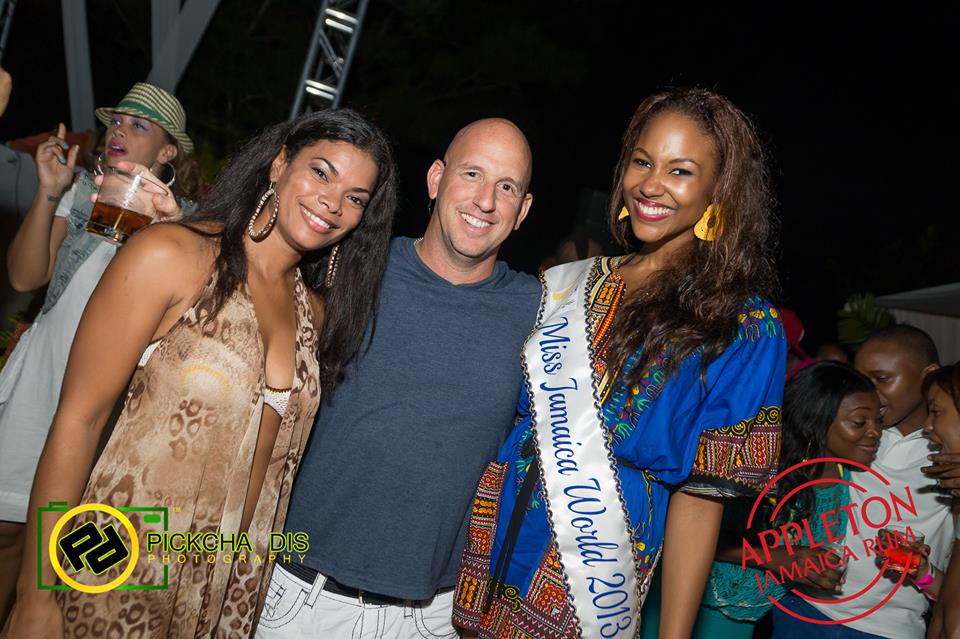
[257,120,540,638]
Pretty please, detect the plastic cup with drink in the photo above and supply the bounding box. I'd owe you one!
[824,540,848,577]
[86,167,169,244]
[876,525,925,575]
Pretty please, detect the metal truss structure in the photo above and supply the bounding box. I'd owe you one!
[290,0,369,118]
[0,0,15,64]
[8,1,368,130]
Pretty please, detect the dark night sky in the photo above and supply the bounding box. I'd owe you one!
[2,1,957,347]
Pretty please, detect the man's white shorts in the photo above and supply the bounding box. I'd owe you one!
[255,564,458,639]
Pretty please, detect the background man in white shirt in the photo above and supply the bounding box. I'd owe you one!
[807,326,953,638]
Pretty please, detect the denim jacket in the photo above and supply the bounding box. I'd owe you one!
[40,170,196,313]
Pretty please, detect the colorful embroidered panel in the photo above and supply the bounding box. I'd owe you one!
[453,257,786,639]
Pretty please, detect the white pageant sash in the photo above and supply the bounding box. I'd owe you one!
[524,258,639,638]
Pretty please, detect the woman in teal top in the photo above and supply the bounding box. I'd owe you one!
[641,361,883,638]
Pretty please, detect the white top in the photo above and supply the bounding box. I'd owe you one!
[55,179,77,216]
[0,183,116,521]
[263,386,291,417]
[138,340,161,367]
[809,428,956,638]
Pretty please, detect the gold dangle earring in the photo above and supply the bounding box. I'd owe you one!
[248,182,279,240]
[324,244,341,289]
[694,204,721,241]
[618,206,630,221]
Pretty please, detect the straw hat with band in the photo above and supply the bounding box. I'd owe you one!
[95,82,193,154]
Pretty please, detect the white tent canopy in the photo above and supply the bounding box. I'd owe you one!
[876,282,960,365]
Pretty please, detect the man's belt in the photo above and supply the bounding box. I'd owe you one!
[285,562,451,606]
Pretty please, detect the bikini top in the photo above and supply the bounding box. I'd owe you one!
[262,385,291,417]
[138,341,292,415]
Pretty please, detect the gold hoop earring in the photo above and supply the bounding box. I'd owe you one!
[248,183,279,240]
[694,204,721,241]
[324,244,340,289]
[618,206,630,221]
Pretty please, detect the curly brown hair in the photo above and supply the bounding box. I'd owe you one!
[605,87,779,390]
[165,134,202,202]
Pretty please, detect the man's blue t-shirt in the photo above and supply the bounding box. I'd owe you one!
[285,237,541,599]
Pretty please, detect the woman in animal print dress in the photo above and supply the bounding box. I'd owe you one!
[2,109,397,639]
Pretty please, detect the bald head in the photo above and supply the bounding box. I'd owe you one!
[420,117,535,283]
[444,118,533,191]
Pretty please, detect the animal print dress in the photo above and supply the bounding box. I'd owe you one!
[56,269,321,638]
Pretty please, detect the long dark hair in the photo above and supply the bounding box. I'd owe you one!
[776,361,875,524]
[604,88,779,389]
[183,109,398,393]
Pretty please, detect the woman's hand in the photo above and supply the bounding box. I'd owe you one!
[36,123,79,195]
[92,160,182,222]
[1,595,64,639]
[8,122,74,291]
[765,546,845,592]
[876,533,929,579]
[906,544,932,582]
[880,542,948,607]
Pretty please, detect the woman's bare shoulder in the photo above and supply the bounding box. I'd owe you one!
[114,223,218,289]
[179,219,225,237]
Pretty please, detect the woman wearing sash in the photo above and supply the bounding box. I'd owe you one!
[453,88,785,639]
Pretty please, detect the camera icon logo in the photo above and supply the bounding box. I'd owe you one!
[39,502,168,593]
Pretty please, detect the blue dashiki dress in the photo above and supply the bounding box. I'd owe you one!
[453,256,786,638]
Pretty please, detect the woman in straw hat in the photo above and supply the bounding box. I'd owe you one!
[0,83,199,623]
[3,108,397,638]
